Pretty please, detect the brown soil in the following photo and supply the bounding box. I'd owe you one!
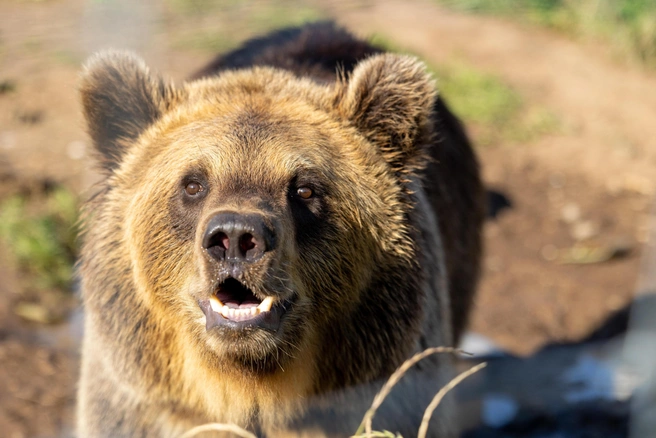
[1,0,654,436]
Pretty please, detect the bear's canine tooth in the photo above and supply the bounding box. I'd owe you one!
[258,297,274,312]
[209,296,223,313]
[220,307,230,318]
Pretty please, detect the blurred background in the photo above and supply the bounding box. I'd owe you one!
[2,0,656,436]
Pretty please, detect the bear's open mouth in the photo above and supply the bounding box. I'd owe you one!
[208,278,274,322]
[199,277,293,333]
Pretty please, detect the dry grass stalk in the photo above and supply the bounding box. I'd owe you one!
[179,423,258,438]
[181,349,483,438]
[354,346,462,437]
[417,362,487,438]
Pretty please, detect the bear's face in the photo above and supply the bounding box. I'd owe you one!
[81,52,435,372]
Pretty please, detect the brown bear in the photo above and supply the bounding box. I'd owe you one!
[77,22,483,437]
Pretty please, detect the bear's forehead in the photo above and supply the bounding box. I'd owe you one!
[159,107,338,165]
[150,89,361,170]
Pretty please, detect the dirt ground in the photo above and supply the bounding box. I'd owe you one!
[1,0,655,436]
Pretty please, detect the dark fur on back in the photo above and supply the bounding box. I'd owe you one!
[192,22,383,82]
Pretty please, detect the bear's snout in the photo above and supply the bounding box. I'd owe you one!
[202,211,277,263]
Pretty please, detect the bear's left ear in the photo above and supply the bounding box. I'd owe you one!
[80,51,183,171]
[335,54,436,174]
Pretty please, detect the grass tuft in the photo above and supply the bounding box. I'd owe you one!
[433,60,560,146]
[354,347,485,437]
[0,186,79,292]
[170,0,322,54]
[436,0,656,69]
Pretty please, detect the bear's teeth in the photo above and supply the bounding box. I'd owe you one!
[258,297,274,313]
[209,295,275,319]
[209,296,223,313]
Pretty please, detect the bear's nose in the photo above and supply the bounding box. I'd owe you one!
[202,212,276,263]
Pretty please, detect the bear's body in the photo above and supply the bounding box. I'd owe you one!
[77,23,483,437]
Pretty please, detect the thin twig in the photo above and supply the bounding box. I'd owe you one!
[355,347,461,437]
[179,423,258,438]
[417,362,487,438]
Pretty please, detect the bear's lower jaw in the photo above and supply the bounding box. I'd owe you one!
[198,295,293,333]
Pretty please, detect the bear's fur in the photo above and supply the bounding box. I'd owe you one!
[77,22,483,437]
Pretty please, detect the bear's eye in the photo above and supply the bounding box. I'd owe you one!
[296,187,313,199]
[185,181,203,196]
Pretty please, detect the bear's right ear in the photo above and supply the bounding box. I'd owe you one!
[80,51,182,171]
[334,54,436,175]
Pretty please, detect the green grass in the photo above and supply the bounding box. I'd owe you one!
[436,0,656,69]
[0,187,79,292]
[51,49,84,66]
[165,0,242,16]
[170,0,322,53]
[173,31,240,53]
[433,60,560,146]
[23,38,43,54]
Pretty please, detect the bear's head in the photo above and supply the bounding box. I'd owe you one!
[80,51,437,381]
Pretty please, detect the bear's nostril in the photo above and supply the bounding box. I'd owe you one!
[239,233,256,254]
[206,232,229,250]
